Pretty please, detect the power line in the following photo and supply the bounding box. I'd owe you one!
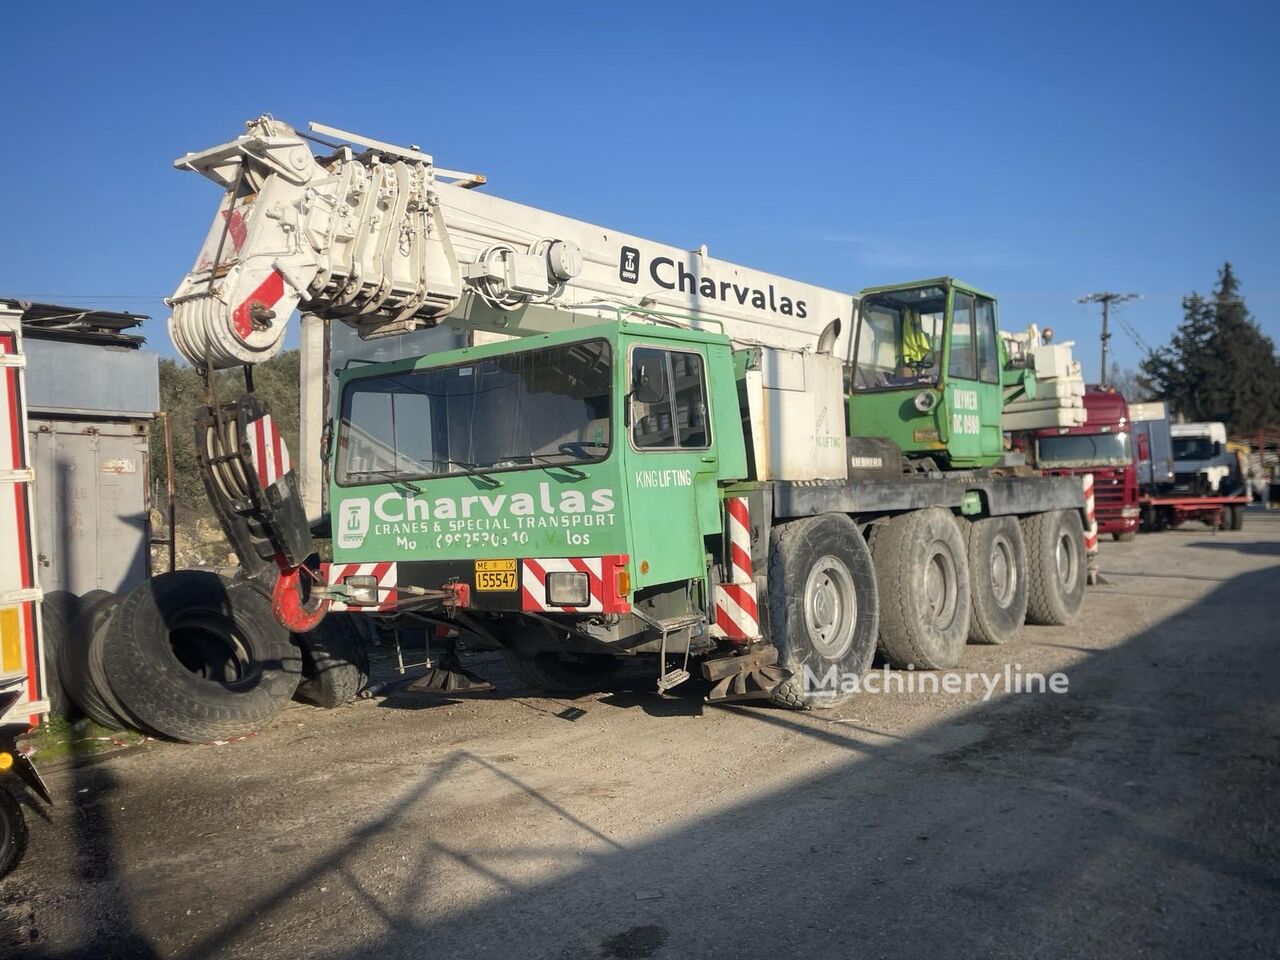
[1077,291,1140,387]
[1112,312,1153,356]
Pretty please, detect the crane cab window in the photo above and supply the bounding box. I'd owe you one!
[631,347,711,450]
[975,297,999,383]
[851,285,946,391]
[948,291,977,380]
[948,291,999,383]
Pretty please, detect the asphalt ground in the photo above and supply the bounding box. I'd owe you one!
[4,511,1279,959]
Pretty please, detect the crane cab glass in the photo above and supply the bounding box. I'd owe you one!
[847,279,1006,468]
[850,285,947,391]
[336,338,612,484]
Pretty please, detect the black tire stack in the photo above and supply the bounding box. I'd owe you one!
[51,571,370,742]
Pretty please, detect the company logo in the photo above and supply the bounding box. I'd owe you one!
[620,246,640,284]
[337,499,370,550]
[619,246,808,317]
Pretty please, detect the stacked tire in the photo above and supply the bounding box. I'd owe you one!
[53,571,370,743]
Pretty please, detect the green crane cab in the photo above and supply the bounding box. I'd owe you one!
[848,278,1021,469]
[330,320,746,601]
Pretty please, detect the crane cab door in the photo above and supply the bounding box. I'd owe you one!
[944,289,1004,466]
[621,341,719,593]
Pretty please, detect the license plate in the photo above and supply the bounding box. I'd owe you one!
[474,558,517,592]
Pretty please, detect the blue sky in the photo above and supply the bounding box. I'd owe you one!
[1,0,1275,381]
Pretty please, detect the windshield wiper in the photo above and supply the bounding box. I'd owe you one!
[491,452,588,479]
[346,469,423,494]
[431,457,501,487]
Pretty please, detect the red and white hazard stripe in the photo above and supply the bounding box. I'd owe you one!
[247,414,292,489]
[519,555,629,614]
[522,557,602,613]
[325,561,398,611]
[1081,473,1099,553]
[230,270,286,340]
[711,496,761,640]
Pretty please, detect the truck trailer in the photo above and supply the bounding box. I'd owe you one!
[0,303,54,876]
[83,117,1093,740]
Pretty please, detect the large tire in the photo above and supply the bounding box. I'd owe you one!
[294,615,370,708]
[1229,505,1245,531]
[501,648,619,695]
[102,571,302,743]
[0,787,28,880]
[767,513,879,709]
[1021,510,1087,626]
[870,507,971,669]
[60,591,126,730]
[40,591,83,718]
[963,515,1028,646]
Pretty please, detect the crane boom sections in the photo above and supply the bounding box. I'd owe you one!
[167,116,855,370]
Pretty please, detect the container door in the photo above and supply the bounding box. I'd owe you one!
[0,309,46,722]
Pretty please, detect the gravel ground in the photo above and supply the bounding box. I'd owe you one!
[4,511,1279,959]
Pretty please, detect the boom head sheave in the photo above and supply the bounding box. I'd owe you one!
[168,116,475,368]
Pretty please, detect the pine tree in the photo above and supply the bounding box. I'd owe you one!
[1140,263,1280,432]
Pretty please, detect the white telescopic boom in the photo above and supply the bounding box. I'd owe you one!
[167,117,856,369]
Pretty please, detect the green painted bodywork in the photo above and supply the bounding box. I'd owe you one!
[330,320,746,595]
[328,275,1034,608]
[847,277,1009,469]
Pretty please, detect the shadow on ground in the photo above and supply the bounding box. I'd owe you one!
[15,564,1280,959]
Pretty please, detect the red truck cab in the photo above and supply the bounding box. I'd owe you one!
[1032,390,1140,541]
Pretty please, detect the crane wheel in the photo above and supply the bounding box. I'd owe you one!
[766,513,878,709]
[500,620,618,694]
[869,508,971,670]
[962,515,1028,646]
[501,650,619,694]
[1021,510,1086,626]
[294,615,370,708]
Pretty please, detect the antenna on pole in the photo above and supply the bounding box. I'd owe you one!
[1077,292,1140,387]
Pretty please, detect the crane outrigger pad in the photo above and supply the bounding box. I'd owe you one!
[702,644,788,703]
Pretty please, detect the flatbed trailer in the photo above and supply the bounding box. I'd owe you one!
[1140,493,1251,532]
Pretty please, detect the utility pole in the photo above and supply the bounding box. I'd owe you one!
[1077,292,1140,387]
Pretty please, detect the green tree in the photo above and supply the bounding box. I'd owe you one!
[151,351,302,511]
[1141,263,1280,432]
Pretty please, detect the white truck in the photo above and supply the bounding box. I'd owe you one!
[1169,422,1237,496]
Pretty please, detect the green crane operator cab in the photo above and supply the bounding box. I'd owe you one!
[846,278,1006,470]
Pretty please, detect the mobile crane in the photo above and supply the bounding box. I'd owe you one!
[165,116,1088,709]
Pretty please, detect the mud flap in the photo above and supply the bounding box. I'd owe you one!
[0,682,51,806]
